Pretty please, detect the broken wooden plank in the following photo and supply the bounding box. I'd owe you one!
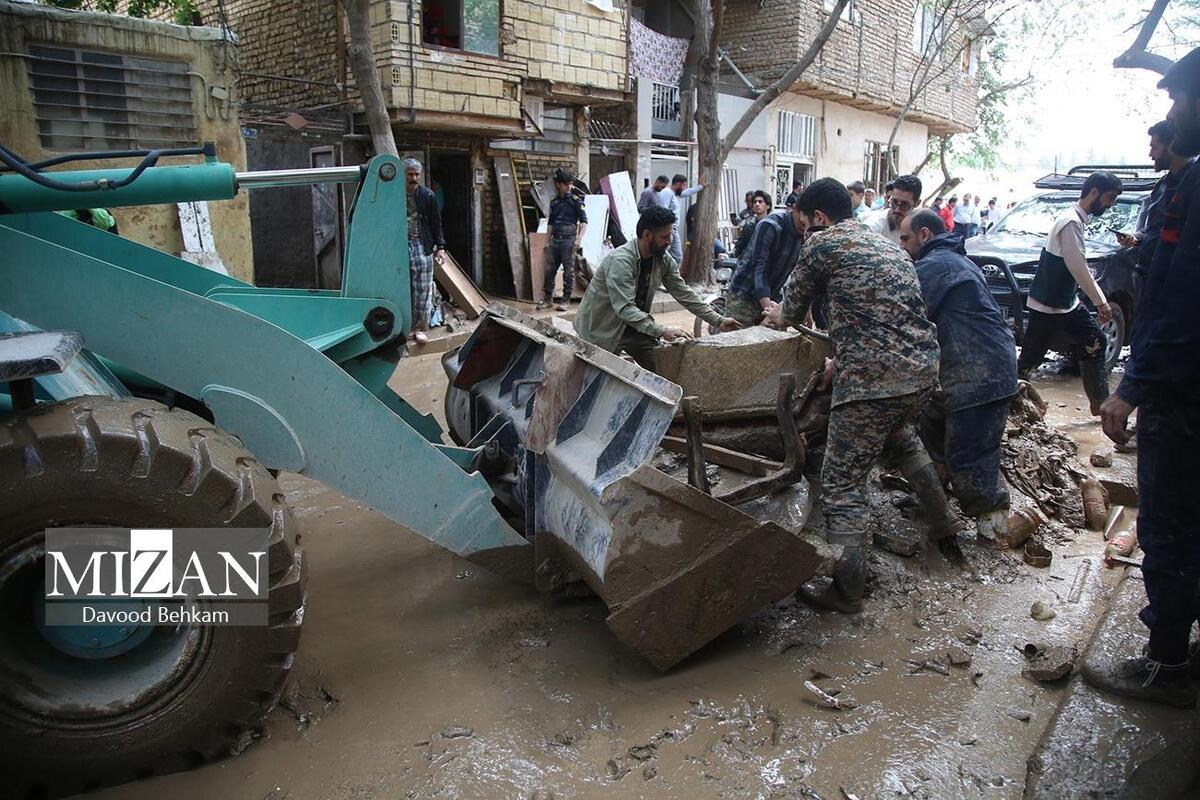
[493,156,530,299]
[682,396,711,494]
[660,436,782,477]
[434,250,488,319]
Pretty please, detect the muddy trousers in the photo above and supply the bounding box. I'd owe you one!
[618,328,659,372]
[1017,303,1108,374]
[920,394,1011,516]
[543,231,576,302]
[821,388,939,547]
[1136,396,1200,665]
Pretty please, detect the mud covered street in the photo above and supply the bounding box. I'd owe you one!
[92,336,1160,800]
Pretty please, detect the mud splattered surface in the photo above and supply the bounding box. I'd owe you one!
[90,332,1154,800]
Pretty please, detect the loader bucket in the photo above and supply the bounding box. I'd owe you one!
[443,306,838,670]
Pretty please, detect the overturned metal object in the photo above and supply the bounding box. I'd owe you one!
[442,306,837,670]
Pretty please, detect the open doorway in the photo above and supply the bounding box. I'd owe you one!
[429,150,471,266]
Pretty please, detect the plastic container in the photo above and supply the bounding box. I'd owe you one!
[1080,478,1110,531]
[1104,524,1138,565]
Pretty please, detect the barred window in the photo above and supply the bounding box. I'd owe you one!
[27,44,196,151]
[777,111,816,160]
[492,106,576,155]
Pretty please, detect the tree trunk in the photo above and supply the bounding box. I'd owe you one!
[687,0,849,287]
[341,0,398,157]
[1114,0,1173,75]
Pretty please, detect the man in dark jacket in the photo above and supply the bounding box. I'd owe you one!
[1091,48,1200,708]
[405,158,445,344]
[900,210,1018,546]
[733,190,771,260]
[539,168,588,311]
[722,204,808,327]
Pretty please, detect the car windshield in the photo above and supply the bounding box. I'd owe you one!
[991,195,1143,247]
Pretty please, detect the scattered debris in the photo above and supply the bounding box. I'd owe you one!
[1104,524,1138,565]
[628,743,656,761]
[1024,540,1053,568]
[1022,645,1078,682]
[1030,600,1057,621]
[642,764,658,781]
[229,729,258,756]
[1080,478,1110,531]
[1006,709,1032,722]
[873,529,918,557]
[455,570,474,580]
[1090,447,1114,468]
[841,788,862,800]
[946,646,973,667]
[906,658,951,676]
[804,680,858,710]
[1003,383,1090,528]
[441,726,474,740]
[606,757,632,781]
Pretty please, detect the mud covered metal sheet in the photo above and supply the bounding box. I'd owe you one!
[442,305,833,670]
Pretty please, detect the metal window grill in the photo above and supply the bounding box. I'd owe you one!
[719,166,738,226]
[651,82,681,123]
[777,111,816,159]
[27,44,197,151]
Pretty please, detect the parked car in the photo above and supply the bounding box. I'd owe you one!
[965,166,1158,369]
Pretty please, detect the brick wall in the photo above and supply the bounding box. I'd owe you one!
[723,0,978,134]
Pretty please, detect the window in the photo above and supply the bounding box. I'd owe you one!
[424,0,500,56]
[823,0,860,25]
[493,106,576,155]
[777,111,817,159]
[962,38,982,77]
[863,141,899,193]
[774,163,812,207]
[26,44,196,151]
[912,1,947,58]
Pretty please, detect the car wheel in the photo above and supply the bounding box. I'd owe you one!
[1101,300,1126,370]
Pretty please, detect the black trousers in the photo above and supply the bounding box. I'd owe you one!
[1137,396,1200,664]
[1017,305,1106,373]
[543,236,575,301]
[619,328,659,372]
[920,394,1011,516]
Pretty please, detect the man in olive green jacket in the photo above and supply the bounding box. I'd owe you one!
[574,206,740,371]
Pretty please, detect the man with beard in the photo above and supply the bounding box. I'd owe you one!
[1016,171,1121,415]
[899,209,1018,547]
[1118,120,1194,302]
[765,179,964,614]
[867,173,921,247]
[574,206,739,371]
[1090,49,1200,708]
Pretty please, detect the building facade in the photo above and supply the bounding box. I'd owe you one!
[0,0,254,281]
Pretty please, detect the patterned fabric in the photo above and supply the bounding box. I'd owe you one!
[779,220,940,408]
[408,239,434,331]
[722,290,763,329]
[821,389,932,545]
[628,17,689,85]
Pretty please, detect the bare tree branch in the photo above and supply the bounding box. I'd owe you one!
[1114,0,1174,75]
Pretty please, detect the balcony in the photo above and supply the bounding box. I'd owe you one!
[650,81,682,139]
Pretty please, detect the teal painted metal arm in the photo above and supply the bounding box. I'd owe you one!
[0,223,532,581]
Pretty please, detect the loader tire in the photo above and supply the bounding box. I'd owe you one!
[0,396,305,798]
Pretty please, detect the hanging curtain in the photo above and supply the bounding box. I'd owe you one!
[628,17,690,86]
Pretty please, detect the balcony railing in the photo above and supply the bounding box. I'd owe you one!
[651,82,681,122]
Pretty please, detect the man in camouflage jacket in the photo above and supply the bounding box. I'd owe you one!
[766,179,963,613]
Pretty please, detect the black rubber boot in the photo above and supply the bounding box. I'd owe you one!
[800,546,865,614]
[903,461,965,543]
[1082,655,1196,708]
[1079,357,1110,416]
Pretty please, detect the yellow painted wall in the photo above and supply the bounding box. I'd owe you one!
[0,2,254,282]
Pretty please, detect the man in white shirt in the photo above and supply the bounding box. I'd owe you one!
[655,173,704,262]
[848,180,870,220]
[1016,171,1121,415]
[866,173,920,247]
[953,193,974,237]
[967,195,982,237]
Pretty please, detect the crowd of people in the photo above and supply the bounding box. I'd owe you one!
[570,49,1200,710]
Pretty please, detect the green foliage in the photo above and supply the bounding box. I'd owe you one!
[41,0,199,25]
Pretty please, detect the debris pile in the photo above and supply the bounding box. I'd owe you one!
[1002,382,1090,529]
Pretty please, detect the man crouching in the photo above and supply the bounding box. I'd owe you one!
[766,179,964,613]
[575,206,739,372]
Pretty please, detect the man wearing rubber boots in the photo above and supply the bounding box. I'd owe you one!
[766,179,964,614]
[1016,171,1121,415]
[899,209,1018,547]
[538,169,587,312]
[1090,49,1200,709]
